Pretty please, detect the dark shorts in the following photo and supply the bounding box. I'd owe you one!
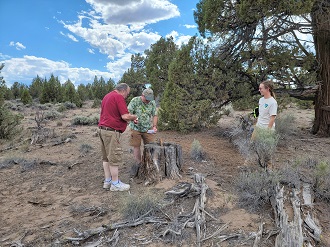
[129,129,155,147]
[98,128,122,165]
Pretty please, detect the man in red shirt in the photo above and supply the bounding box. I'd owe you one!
[98,83,138,191]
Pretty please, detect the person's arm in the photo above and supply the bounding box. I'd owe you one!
[121,113,137,122]
[268,115,276,128]
[152,115,158,132]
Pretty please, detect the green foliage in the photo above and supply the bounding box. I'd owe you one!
[314,161,330,201]
[20,89,32,105]
[121,193,159,221]
[72,115,99,125]
[0,105,23,139]
[159,37,224,132]
[119,53,147,102]
[91,98,101,108]
[29,75,44,99]
[145,37,178,98]
[294,98,314,109]
[190,139,205,161]
[44,110,62,120]
[252,128,280,169]
[194,0,317,97]
[40,74,63,104]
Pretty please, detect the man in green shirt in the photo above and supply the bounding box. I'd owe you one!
[128,88,158,177]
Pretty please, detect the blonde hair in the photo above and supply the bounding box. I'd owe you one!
[261,80,276,99]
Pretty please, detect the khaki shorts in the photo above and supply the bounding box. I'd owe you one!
[129,129,155,147]
[98,128,122,165]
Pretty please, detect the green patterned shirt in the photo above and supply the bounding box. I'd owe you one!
[128,96,157,132]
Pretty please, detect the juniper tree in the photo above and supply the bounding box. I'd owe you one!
[194,0,330,136]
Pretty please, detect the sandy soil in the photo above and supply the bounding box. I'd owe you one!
[0,101,329,246]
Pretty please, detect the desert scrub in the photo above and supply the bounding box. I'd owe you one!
[72,115,99,125]
[234,169,279,212]
[0,105,23,139]
[251,128,279,169]
[121,193,160,221]
[79,143,93,156]
[190,139,205,161]
[313,160,330,202]
[44,109,62,120]
[275,114,296,142]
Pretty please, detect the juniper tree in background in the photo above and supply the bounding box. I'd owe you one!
[119,53,147,102]
[160,37,224,132]
[20,88,32,105]
[194,0,330,136]
[0,63,22,139]
[29,75,43,99]
[40,74,63,104]
[145,37,178,99]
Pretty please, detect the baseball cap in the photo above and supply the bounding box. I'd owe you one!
[142,88,154,101]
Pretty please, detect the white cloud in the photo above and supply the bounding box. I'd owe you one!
[9,41,26,50]
[60,32,79,42]
[166,31,192,46]
[184,24,197,29]
[1,56,112,86]
[88,48,95,54]
[86,0,180,25]
[67,34,79,42]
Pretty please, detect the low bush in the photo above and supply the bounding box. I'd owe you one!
[190,139,205,161]
[121,193,160,220]
[71,115,99,125]
[234,169,279,212]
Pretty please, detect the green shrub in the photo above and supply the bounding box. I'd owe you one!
[44,110,62,120]
[92,99,101,108]
[190,139,205,161]
[314,161,330,201]
[251,128,279,169]
[72,115,99,125]
[0,105,23,139]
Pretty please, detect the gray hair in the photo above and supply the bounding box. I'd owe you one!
[115,83,129,92]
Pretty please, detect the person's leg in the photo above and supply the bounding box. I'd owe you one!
[106,131,130,191]
[103,161,112,180]
[133,146,142,164]
[129,130,143,177]
[99,129,112,189]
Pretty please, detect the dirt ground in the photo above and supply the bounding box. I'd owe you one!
[0,101,330,246]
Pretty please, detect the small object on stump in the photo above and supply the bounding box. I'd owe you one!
[138,141,182,184]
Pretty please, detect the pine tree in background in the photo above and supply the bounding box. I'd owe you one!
[29,75,43,99]
[145,37,178,99]
[159,37,221,132]
[20,88,32,105]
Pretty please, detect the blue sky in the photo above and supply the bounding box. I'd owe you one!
[0,0,200,87]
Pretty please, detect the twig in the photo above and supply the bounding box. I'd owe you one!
[253,222,264,247]
[68,162,83,170]
[201,222,230,242]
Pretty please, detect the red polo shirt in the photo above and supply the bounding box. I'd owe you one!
[98,91,129,133]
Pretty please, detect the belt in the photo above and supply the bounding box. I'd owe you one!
[99,126,122,133]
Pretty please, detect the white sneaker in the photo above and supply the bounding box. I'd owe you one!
[103,180,112,189]
[110,181,130,191]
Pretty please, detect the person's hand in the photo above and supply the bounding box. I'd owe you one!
[152,125,158,133]
[133,117,138,124]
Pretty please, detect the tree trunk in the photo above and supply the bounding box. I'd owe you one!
[311,0,330,136]
[139,142,183,184]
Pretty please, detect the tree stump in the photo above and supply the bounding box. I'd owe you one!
[138,142,183,184]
